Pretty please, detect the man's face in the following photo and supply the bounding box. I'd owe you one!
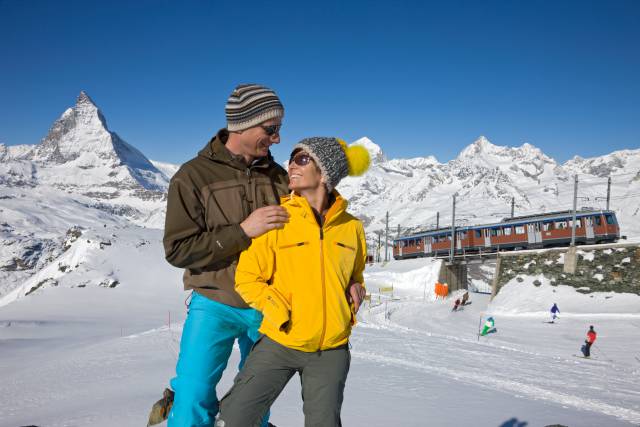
[288,150,323,192]
[238,119,282,159]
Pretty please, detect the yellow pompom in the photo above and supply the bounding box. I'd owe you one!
[344,143,371,176]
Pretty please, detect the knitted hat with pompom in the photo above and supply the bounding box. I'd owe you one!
[292,137,370,191]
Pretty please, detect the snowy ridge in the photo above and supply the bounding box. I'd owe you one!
[337,136,640,241]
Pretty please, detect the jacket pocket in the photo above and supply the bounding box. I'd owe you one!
[334,242,356,251]
[278,241,310,250]
[203,183,248,228]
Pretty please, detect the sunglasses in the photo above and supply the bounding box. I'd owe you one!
[260,124,281,136]
[289,152,314,167]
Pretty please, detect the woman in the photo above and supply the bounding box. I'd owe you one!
[216,137,370,427]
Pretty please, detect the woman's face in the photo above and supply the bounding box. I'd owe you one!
[288,150,323,192]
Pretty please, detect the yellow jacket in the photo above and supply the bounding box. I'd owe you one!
[235,191,367,352]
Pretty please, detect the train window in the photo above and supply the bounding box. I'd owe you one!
[496,228,503,236]
[543,223,551,231]
[515,226,525,234]
[555,221,567,229]
[606,214,615,225]
[490,228,497,237]
[475,230,481,238]
[594,216,602,226]
[504,227,512,236]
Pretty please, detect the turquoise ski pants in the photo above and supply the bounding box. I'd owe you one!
[168,292,268,427]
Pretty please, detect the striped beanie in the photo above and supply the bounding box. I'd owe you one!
[292,137,371,191]
[225,84,284,131]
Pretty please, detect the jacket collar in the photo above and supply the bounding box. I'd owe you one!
[198,128,275,171]
[282,190,348,227]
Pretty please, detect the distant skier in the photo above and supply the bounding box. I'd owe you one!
[480,317,496,336]
[461,291,470,306]
[550,303,560,323]
[452,298,461,311]
[581,325,597,358]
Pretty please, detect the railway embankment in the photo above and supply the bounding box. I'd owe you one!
[491,242,640,298]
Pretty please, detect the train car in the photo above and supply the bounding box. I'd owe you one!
[393,209,620,260]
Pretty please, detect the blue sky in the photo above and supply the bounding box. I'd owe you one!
[1,0,639,165]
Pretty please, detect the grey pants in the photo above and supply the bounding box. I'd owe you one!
[217,336,350,427]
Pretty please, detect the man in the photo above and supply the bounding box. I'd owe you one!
[159,84,290,427]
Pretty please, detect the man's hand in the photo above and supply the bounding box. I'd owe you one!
[240,206,289,239]
[346,280,366,313]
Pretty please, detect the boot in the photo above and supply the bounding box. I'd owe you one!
[147,388,175,426]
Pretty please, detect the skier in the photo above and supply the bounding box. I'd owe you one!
[452,298,461,311]
[461,291,470,306]
[480,316,496,336]
[550,303,560,323]
[581,325,597,358]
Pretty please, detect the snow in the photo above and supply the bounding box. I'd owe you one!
[490,275,640,315]
[579,250,596,262]
[1,258,639,426]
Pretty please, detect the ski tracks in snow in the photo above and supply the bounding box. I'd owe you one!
[351,317,640,425]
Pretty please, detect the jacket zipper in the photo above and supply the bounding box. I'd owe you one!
[318,226,327,351]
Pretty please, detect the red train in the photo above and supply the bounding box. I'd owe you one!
[393,210,620,260]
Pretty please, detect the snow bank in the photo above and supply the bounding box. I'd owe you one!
[363,258,442,299]
[490,275,640,316]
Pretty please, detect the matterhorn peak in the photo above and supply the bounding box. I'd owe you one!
[28,91,118,163]
[77,90,96,106]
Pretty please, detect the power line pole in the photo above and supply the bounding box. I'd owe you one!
[511,197,515,219]
[449,194,456,263]
[571,175,578,247]
[376,231,382,262]
[385,211,389,262]
[436,211,440,229]
[606,176,611,210]
[397,224,400,238]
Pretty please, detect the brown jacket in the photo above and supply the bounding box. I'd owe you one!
[163,129,289,307]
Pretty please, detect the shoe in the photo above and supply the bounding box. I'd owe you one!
[148,388,175,426]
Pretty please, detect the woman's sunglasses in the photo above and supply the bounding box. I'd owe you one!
[260,124,281,136]
[289,152,314,166]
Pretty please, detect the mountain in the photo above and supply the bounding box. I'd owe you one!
[0,92,173,302]
[1,92,639,305]
[336,136,640,247]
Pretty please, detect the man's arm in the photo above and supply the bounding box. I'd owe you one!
[163,176,289,270]
[163,176,251,269]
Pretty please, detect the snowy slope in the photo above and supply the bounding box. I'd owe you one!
[1,259,638,426]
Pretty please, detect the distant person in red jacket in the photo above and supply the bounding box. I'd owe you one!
[581,325,597,358]
[452,298,461,311]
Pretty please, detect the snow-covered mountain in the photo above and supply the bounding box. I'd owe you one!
[0,92,173,302]
[337,136,640,244]
[1,91,639,304]
[0,91,169,209]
